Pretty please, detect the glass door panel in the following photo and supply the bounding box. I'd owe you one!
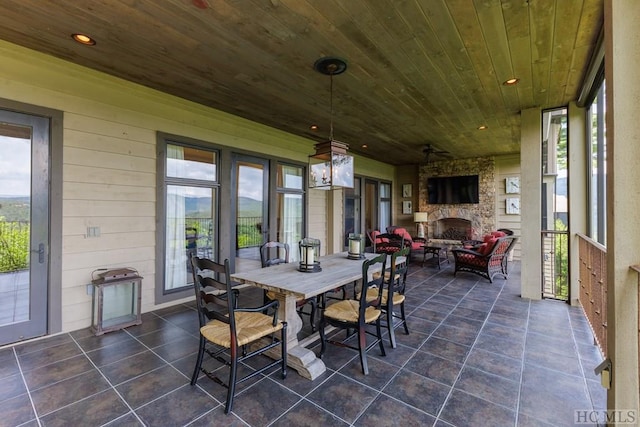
[276,163,304,261]
[233,155,269,272]
[165,185,215,291]
[344,177,361,248]
[277,193,303,262]
[0,112,49,344]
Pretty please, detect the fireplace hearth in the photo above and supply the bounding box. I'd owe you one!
[433,218,472,240]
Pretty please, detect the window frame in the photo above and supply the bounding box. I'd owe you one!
[156,134,220,304]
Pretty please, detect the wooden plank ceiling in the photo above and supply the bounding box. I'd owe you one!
[0,0,602,165]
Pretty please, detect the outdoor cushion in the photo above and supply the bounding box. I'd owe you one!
[479,236,497,254]
[476,243,489,255]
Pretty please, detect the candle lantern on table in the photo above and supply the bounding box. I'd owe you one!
[299,237,321,272]
[347,233,365,259]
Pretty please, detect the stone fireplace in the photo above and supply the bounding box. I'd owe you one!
[417,157,496,240]
[427,207,482,240]
[433,217,472,240]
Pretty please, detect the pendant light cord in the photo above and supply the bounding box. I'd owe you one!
[329,71,334,141]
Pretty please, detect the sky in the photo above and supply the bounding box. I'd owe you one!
[0,136,30,197]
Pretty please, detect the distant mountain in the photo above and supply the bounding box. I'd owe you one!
[184,196,262,217]
[237,197,262,216]
[0,196,30,221]
[184,197,212,217]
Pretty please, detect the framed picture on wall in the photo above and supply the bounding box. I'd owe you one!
[402,183,412,198]
[505,176,520,194]
[506,197,520,214]
[402,200,412,214]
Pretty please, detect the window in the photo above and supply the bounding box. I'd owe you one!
[363,179,392,240]
[343,177,362,247]
[276,163,305,261]
[587,82,607,245]
[158,139,218,302]
[379,182,391,231]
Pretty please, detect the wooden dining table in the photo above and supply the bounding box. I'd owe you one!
[230,251,381,380]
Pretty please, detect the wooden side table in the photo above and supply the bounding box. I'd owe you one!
[422,246,449,269]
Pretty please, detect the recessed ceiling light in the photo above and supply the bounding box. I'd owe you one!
[503,77,519,85]
[310,124,318,131]
[361,144,368,149]
[478,125,488,130]
[72,33,96,46]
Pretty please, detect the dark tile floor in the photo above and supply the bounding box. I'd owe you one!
[0,261,606,426]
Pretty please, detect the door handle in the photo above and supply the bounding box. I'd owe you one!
[31,243,45,264]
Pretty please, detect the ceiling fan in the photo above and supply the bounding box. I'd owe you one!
[421,144,450,165]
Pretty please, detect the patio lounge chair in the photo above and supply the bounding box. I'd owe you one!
[452,235,518,283]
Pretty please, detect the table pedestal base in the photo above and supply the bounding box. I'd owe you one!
[264,291,327,380]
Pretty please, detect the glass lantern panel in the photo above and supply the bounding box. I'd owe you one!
[102,281,138,328]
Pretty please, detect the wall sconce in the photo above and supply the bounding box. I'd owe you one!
[299,238,321,272]
[309,140,354,189]
[414,212,429,238]
[347,233,365,259]
[309,57,354,190]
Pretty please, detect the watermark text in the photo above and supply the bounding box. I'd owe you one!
[574,409,637,425]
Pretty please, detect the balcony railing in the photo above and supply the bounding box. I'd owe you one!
[577,233,607,358]
[236,216,262,249]
[541,230,569,300]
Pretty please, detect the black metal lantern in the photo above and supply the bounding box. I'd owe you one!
[299,237,321,272]
[309,57,354,190]
[347,233,365,259]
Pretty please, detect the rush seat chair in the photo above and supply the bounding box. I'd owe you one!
[190,255,287,414]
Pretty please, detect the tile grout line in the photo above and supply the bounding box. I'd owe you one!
[65,333,146,427]
[433,277,520,424]
[13,345,43,427]
[512,291,531,427]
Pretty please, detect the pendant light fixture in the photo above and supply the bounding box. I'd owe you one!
[309,57,354,190]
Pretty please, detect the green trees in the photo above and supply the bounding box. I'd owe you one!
[0,219,29,272]
[554,218,569,300]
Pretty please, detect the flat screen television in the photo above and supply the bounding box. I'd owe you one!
[427,175,479,204]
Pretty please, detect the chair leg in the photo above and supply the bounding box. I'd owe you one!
[190,335,206,385]
[357,327,369,375]
[400,302,409,335]
[318,317,327,358]
[225,346,239,414]
[281,323,288,379]
[387,307,397,349]
[309,299,317,333]
[376,319,386,357]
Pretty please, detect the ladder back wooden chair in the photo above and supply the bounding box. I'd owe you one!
[190,255,287,414]
[359,246,411,348]
[318,253,387,375]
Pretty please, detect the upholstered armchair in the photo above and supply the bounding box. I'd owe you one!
[388,227,426,260]
[452,235,518,283]
[370,230,404,254]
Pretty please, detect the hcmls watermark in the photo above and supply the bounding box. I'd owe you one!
[574,409,637,425]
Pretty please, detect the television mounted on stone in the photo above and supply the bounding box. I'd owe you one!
[427,175,479,204]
